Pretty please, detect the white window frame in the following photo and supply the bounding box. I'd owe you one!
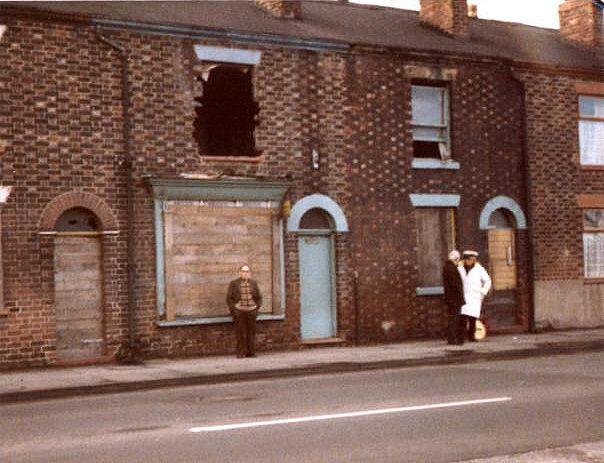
[582,208,604,280]
[411,84,452,165]
[578,94,604,166]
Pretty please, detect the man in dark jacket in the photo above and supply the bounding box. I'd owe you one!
[443,250,465,345]
[226,264,263,358]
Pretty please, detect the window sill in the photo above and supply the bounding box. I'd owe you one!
[579,164,604,171]
[412,158,460,170]
[201,155,264,163]
[416,286,444,296]
[157,313,285,327]
[584,278,604,285]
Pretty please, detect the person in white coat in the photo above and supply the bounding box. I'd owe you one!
[458,250,491,341]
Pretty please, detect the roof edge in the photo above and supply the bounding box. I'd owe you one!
[0,3,601,73]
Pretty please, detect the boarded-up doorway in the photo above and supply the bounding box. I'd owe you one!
[54,208,104,361]
[485,209,518,327]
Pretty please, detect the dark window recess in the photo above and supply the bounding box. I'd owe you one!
[488,209,515,229]
[55,208,100,232]
[299,208,334,230]
[415,208,455,287]
[413,141,441,158]
[194,65,259,157]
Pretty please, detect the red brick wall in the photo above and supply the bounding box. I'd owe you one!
[0,20,129,366]
[348,55,529,340]
[515,70,604,281]
[0,12,543,366]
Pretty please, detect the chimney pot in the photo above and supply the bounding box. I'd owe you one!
[468,3,478,18]
[559,0,603,49]
[255,0,302,19]
[420,0,470,38]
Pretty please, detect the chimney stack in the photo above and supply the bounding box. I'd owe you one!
[420,0,469,38]
[255,0,302,19]
[559,0,603,48]
[468,3,478,18]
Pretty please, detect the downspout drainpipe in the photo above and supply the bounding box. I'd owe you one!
[95,29,139,361]
[353,269,360,344]
[512,72,537,334]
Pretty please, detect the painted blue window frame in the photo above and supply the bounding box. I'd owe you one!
[147,177,290,326]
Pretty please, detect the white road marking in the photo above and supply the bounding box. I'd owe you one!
[189,396,512,433]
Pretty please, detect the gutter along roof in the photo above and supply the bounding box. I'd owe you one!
[1,1,602,71]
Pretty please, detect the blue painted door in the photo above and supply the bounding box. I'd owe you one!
[299,235,335,339]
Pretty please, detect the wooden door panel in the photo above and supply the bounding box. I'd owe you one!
[54,236,104,361]
[488,229,517,291]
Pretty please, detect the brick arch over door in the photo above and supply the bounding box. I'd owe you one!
[39,192,118,232]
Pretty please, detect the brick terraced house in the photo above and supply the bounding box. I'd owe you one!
[0,0,602,367]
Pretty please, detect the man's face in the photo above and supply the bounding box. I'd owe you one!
[239,266,252,280]
[464,256,477,266]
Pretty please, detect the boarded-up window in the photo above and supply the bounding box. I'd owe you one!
[415,208,455,287]
[162,201,282,320]
[583,209,604,278]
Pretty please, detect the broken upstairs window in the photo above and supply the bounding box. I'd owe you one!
[194,65,260,157]
[411,84,451,160]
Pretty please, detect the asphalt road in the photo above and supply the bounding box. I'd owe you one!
[1,351,603,463]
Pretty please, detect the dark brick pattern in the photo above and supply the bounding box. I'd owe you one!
[3,10,596,367]
[515,70,604,282]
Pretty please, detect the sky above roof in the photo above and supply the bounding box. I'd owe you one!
[352,0,565,28]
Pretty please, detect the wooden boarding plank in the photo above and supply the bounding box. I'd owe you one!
[54,236,104,361]
[163,204,277,318]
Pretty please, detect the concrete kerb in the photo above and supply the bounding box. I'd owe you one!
[1,338,602,405]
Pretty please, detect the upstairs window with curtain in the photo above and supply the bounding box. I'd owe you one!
[578,95,604,165]
[583,209,604,279]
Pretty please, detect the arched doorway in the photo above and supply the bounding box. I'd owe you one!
[487,209,517,291]
[479,196,527,328]
[53,207,105,361]
[298,208,337,340]
[485,208,519,326]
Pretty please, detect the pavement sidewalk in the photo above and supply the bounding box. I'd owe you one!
[1,328,603,404]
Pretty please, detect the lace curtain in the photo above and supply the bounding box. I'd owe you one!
[583,233,604,278]
[579,120,604,165]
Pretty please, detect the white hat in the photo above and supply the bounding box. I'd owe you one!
[463,250,479,257]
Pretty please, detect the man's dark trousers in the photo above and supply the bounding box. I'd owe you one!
[443,259,465,345]
[447,306,463,344]
[233,309,258,357]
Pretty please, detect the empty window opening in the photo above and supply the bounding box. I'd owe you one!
[300,208,334,230]
[194,65,259,157]
[55,208,100,232]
